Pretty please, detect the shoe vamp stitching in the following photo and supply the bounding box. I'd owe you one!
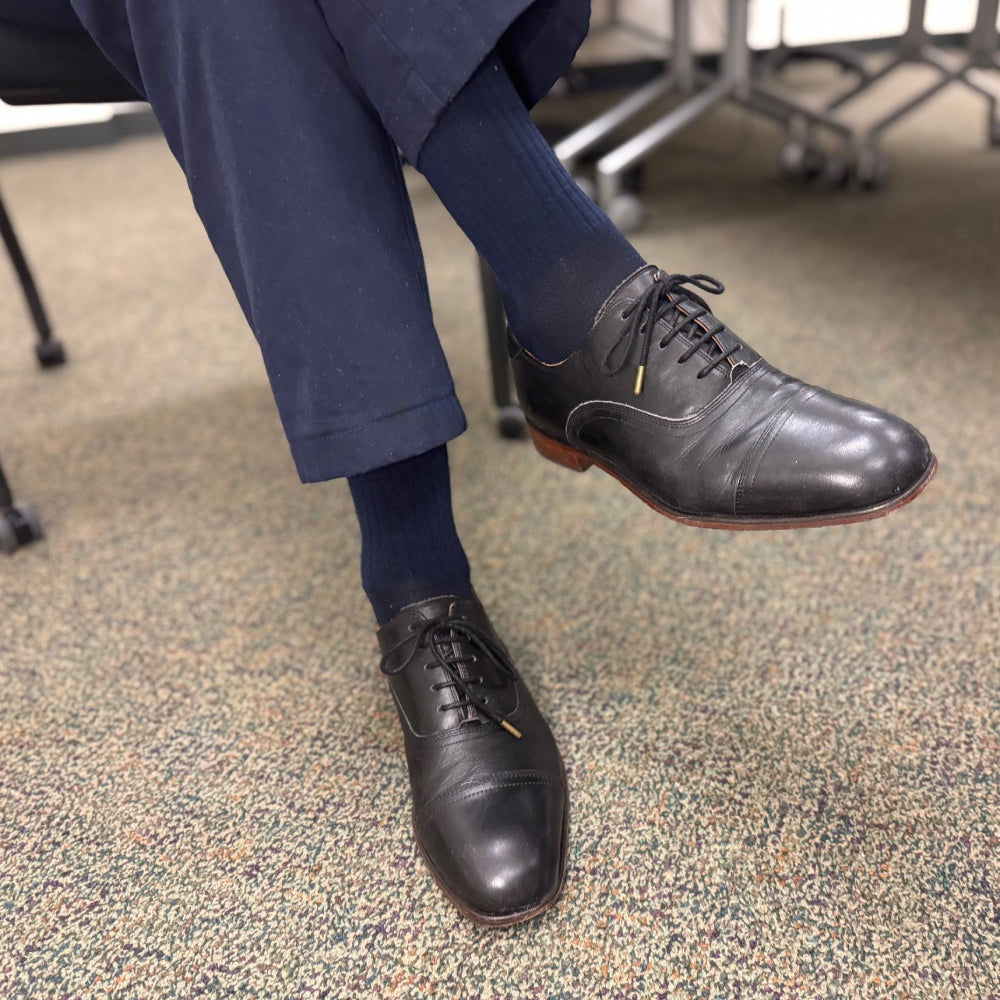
[566,377,800,510]
[734,385,818,515]
[564,367,779,460]
[415,772,566,833]
[566,405,740,506]
[566,358,769,443]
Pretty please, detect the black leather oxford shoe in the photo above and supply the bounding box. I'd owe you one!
[510,266,936,528]
[377,596,568,926]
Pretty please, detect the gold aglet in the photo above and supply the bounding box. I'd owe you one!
[633,365,646,396]
[500,719,523,739]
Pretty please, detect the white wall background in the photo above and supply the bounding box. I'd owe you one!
[594,0,996,52]
[3,2,999,133]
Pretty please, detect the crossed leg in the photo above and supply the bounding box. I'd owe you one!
[5,0,935,925]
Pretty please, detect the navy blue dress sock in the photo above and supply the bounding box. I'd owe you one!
[417,51,645,363]
[348,444,473,625]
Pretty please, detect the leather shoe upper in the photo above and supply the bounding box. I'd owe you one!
[510,265,935,525]
[378,596,567,924]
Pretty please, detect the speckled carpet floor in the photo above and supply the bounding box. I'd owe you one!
[1,60,998,999]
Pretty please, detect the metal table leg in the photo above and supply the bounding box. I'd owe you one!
[594,0,857,220]
[968,0,1000,69]
[553,0,695,175]
[821,0,1000,167]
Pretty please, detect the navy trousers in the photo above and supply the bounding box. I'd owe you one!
[0,0,588,480]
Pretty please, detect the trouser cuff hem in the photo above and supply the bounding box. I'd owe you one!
[290,394,468,482]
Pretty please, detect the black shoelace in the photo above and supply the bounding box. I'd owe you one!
[380,616,523,738]
[603,271,743,395]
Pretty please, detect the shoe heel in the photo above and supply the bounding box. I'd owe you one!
[528,426,592,473]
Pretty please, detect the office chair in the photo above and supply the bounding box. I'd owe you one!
[0,21,527,551]
[0,21,143,552]
[0,182,55,552]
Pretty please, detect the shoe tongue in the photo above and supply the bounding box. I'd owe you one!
[666,285,756,377]
[594,265,661,326]
[671,294,733,351]
[594,266,757,382]
[377,594,477,653]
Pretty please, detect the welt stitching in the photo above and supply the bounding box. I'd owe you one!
[417,776,563,829]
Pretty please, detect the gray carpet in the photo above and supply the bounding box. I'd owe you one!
[1,63,998,998]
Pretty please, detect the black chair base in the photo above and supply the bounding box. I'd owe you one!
[1,180,70,551]
[0,183,67,367]
[0,459,43,553]
[0,21,139,553]
[477,256,527,440]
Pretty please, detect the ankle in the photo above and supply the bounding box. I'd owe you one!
[348,445,473,625]
[418,51,644,363]
[503,228,645,363]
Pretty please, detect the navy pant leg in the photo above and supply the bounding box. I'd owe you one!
[313,0,590,163]
[12,0,467,481]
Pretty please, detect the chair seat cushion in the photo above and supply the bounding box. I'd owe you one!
[0,22,141,105]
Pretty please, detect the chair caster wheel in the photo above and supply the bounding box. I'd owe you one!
[604,192,644,234]
[779,139,825,181]
[856,148,890,191]
[0,503,44,554]
[497,405,527,440]
[822,151,852,189]
[35,338,66,368]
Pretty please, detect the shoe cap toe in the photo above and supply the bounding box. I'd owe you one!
[417,775,567,921]
[745,396,933,517]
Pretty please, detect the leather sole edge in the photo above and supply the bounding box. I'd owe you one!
[529,424,939,531]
